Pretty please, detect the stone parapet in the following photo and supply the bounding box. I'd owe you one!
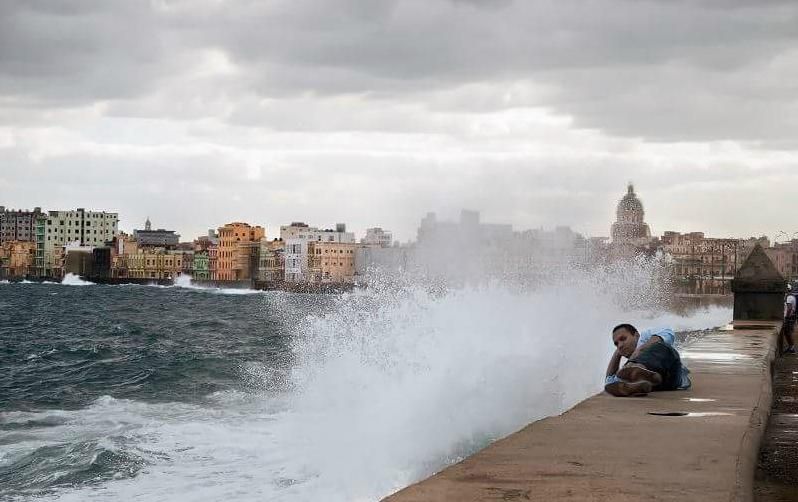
[384,328,776,502]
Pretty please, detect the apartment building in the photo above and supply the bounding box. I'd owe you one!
[43,208,118,276]
[216,222,265,281]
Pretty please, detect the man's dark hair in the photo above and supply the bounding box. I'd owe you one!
[612,323,638,336]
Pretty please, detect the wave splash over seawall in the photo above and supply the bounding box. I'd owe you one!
[1,259,730,501]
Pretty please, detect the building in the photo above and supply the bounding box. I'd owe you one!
[279,222,355,243]
[661,232,739,279]
[193,251,210,280]
[34,213,46,277]
[133,217,179,248]
[661,232,770,280]
[417,210,513,247]
[355,245,412,276]
[308,241,357,283]
[208,243,218,282]
[413,210,515,282]
[116,249,184,280]
[180,250,194,277]
[610,184,652,247]
[0,206,44,244]
[766,240,798,282]
[216,222,265,281]
[0,241,36,278]
[43,208,118,277]
[361,227,393,248]
[194,229,219,250]
[257,239,285,283]
[281,222,355,282]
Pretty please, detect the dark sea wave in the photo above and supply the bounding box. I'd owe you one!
[0,282,330,500]
[0,283,308,412]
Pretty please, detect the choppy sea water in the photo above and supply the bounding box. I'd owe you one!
[0,274,732,501]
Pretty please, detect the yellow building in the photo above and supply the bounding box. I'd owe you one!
[0,241,36,278]
[116,250,184,279]
[258,238,285,282]
[308,241,357,283]
[217,222,265,281]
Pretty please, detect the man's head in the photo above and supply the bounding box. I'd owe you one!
[612,323,640,358]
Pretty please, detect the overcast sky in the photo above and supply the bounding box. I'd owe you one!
[2,0,798,242]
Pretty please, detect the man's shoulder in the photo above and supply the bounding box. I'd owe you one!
[641,326,675,344]
[641,326,674,336]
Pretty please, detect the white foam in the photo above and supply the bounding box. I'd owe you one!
[61,274,94,286]
[172,274,265,295]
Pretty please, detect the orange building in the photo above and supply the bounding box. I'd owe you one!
[0,241,36,278]
[308,241,357,283]
[216,222,265,281]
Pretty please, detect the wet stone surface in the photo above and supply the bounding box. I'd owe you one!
[755,353,798,502]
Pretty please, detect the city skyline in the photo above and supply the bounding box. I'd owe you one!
[0,184,780,245]
[3,1,798,241]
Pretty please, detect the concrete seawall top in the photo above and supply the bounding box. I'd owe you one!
[384,328,776,502]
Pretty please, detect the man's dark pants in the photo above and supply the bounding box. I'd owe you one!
[628,341,683,391]
[780,318,796,354]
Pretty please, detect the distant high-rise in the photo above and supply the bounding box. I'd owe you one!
[0,206,43,243]
[43,208,118,276]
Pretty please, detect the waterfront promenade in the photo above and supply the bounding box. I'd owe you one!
[385,327,777,502]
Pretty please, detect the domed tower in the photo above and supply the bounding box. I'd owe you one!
[611,183,651,244]
[145,217,152,231]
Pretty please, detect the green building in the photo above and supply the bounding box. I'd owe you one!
[34,214,46,277]
[193,251,210,280]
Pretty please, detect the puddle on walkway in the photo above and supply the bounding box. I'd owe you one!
[648,411,733,418]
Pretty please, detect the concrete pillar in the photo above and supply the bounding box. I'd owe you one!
[731,244,786,323]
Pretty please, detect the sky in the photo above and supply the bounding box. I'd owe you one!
[2,0,798,242]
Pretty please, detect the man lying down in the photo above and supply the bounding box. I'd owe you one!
[605,324,692,397]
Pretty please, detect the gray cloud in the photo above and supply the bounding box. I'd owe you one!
[2,0,798,241]
[2,0,797,143]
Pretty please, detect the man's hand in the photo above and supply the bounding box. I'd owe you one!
[606,349,623,378]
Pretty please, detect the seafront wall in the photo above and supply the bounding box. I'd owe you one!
[384,327,777,502]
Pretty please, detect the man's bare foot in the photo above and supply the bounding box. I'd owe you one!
[605,380,653,397]
[617,364,663,386]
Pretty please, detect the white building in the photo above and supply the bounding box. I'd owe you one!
[281,222,355,282]
[361,227,393,248]
[44,208,118,275]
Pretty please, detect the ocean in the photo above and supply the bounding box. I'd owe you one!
[0,272,731,501]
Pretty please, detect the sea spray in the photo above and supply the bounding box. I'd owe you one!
[271,255,715,500]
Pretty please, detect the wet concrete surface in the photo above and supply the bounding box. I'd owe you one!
[755,352,798,502]
[385,329,776,502]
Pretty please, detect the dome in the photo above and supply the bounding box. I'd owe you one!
[611,183,651,243]
[616,183,644,222]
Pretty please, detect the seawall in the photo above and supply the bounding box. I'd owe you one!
[384,327,777,502]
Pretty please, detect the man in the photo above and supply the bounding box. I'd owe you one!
[604,324,691,397]
[781,284,797,355]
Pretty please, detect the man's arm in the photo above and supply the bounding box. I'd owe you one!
[606,349,623,378]
[629,335,663,360]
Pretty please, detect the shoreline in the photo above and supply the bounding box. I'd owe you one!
[2,275,357,294]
